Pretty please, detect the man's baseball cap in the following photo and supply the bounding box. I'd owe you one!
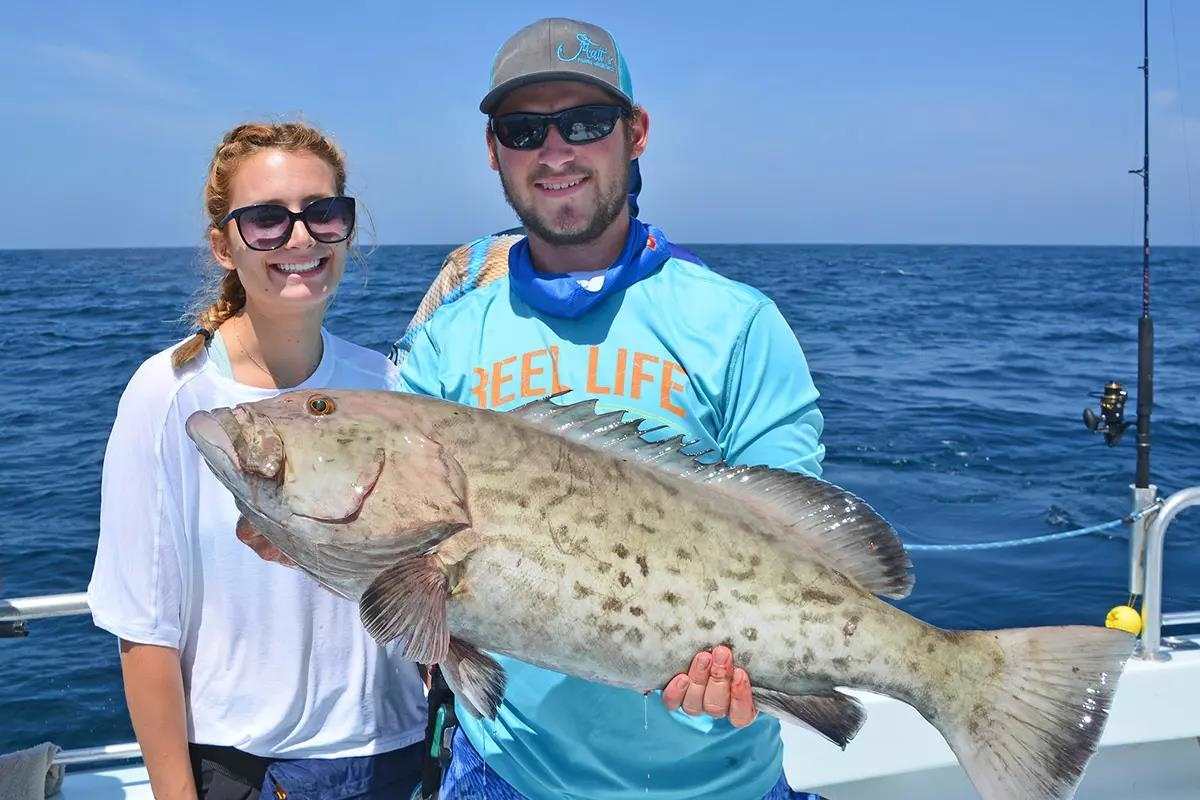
[480,18,634,114]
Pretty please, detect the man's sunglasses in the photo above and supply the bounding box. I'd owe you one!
[490,104,629,151]
[219,196,356,251]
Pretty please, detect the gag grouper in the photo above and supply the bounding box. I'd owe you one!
[186,389,1132,800]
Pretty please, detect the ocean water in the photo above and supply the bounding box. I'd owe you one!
[1,244,1198,756]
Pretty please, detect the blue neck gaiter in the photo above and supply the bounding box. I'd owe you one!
[507,218,672,319]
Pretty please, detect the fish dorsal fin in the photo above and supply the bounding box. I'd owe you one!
[510,396,914,599]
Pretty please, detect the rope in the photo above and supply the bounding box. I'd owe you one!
[904,503,1161,553]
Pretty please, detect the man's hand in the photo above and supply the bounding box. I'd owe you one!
[662,644,757,727]
[235,516,296,567]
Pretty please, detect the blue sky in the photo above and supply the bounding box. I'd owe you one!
[3,1,1198,247]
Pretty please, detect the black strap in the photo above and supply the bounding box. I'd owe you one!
[419,666,457,799]
[189,742,273,791]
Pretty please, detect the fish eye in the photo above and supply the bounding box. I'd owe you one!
[306,396,336,416]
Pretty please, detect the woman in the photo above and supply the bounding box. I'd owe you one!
[87,122,426,800]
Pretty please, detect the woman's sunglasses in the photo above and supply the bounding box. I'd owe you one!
[489,104,629,151]
[220,196,356,251]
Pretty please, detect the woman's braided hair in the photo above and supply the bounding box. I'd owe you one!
[171,122,347,369]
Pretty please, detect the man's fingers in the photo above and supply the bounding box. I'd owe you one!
[661,673,690,712]
[254,538,289,564]
[680,650,712,715]
[235,516,259,545]
[662,647,756,722]
[728,667,758,728]
[235,516,296,566]
[264,542,296,567]
[702,645,733,718]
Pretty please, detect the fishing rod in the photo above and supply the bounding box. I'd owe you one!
[1132,0,1154,490]
[1083,0,1154,494]
[1085,0,1159,635]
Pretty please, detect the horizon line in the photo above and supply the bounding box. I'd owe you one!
[3,241,1199,253]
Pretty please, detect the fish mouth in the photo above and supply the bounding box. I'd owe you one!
[187,407,285,480]
[186,410,243,481]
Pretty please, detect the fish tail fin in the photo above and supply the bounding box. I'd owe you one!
[929,626,1132,800]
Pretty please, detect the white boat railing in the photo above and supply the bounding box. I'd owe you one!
[1137,484,1200,661]
[1162,609,1200,626]
[0,592,89,626]
[54,742,143,766]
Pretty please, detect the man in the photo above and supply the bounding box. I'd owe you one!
[391,17,827,800]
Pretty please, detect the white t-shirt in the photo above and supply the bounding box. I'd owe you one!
[87,329,427,758]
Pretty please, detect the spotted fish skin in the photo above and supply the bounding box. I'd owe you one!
[421,398,940,703]
[187,390,1133,800]
[441,413,913,695]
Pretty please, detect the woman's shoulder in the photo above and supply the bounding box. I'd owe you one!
[116,339,217,426]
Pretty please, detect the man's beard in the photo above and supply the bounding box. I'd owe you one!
[499,162,630,246]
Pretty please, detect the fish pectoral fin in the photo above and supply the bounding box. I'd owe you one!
[751,688,866,750]
[441,638,507,720]
[359,553,450,664]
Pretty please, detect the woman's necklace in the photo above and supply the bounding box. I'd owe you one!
[233,328,273,376]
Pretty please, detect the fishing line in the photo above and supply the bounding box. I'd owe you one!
[1169,0,1199,245]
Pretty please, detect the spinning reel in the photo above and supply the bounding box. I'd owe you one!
[1082,381,1130,446]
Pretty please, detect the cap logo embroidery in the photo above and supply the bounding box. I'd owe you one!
[556,33,616,72]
